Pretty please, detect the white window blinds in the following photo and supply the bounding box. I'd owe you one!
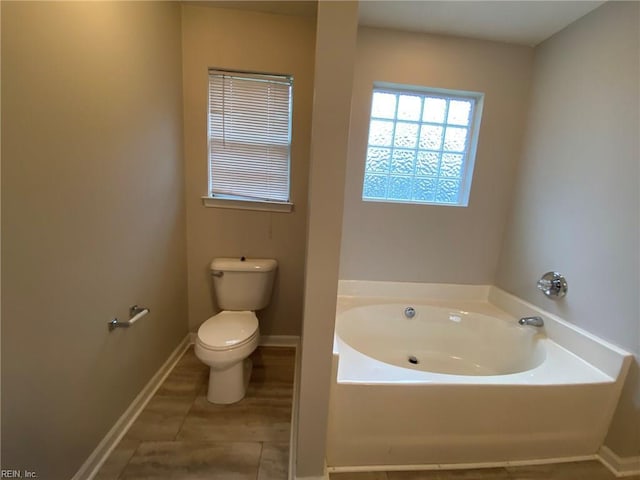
[208,69,293,203]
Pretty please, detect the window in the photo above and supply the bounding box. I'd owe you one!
[205,69,293,212]
[362,84,483,206]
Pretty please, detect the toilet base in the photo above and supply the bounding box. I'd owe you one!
[206,358,253,404]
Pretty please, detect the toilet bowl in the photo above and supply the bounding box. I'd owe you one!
[195,311,260,404]
[194,257,277,404]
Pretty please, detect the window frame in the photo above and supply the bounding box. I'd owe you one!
[202,68,294,213]
[362,82,484,207]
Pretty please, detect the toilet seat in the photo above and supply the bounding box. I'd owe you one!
[197,311,259,351]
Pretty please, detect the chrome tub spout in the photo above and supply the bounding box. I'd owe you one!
[519,316,544,327]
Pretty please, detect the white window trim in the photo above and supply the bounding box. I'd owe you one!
[201,195,293,213]
[363,82,484,207]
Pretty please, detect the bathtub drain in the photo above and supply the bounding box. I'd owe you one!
[408,355,419,365]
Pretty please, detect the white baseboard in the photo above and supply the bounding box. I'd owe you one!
[72,335,192,480]
[599,446,640,477]
[327,455,598,474]
[327,451,640,478]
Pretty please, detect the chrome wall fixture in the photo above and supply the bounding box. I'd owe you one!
[108,305,150,331]
[537,272,568,299]
[518,316,544,327]
[404,306,416,318]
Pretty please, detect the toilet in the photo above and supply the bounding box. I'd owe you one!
[194,257,277,404]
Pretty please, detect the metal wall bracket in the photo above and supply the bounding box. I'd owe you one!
[108,305,150,331]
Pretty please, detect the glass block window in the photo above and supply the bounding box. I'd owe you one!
[363,84,484,206]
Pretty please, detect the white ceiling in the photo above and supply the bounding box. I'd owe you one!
[358,1,606,46]
[194,0,605,47]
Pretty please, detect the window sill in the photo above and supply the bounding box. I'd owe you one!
[201,196,293,213]
[363,198,468,207]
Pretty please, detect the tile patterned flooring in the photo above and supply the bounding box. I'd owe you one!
[95,346,294,480]
[96,345,637,480]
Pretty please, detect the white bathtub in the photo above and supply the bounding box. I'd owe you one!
[326,281,632,470]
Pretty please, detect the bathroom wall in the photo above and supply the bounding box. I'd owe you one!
[339,27,534,284]
[496,1,639,458]
[295,3,359,477]
[1,2,187,478]
[181,4,315,336]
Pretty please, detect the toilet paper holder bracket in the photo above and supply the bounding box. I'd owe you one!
[108,305,150,331]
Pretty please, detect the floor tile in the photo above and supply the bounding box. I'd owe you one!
[94,437,140,480]
[252,346,296,367]
[385,470,442,479]
[388,468,509,480]
[119,441,261,480]
[330,472,389,480]
[441,468,510,479]
[124,394,194,441]
[98,346,296,478]
[176,349,293,442]
[176,391,292,442]
[245,376,295,400]
[250,361,295,388]
[173,347,208,372]
[506,461,616,480]
[250,348,296,386]
[155,365,207,398]
[258,442,290,480]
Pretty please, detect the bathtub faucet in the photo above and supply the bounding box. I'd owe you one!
[518,316,544,327]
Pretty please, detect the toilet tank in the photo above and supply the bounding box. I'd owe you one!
[210,258,277,311]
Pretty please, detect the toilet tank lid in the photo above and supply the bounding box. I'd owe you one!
[210,257,277,272]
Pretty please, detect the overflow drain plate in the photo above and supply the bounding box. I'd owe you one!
[408,355,419,365]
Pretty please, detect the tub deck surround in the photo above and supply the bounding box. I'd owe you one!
[327,281,632,469]
[335,304,613,385]
[487,287,630,382]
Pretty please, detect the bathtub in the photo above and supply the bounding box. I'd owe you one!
[326,281,632,470]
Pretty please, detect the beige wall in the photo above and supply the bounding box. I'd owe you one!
[496,1,639,457]
[339,28,533,284]
[181,4,315,335]
[295,2,359,477]
[1,2,187,478]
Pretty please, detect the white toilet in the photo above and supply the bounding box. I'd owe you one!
[194,257,277,404]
